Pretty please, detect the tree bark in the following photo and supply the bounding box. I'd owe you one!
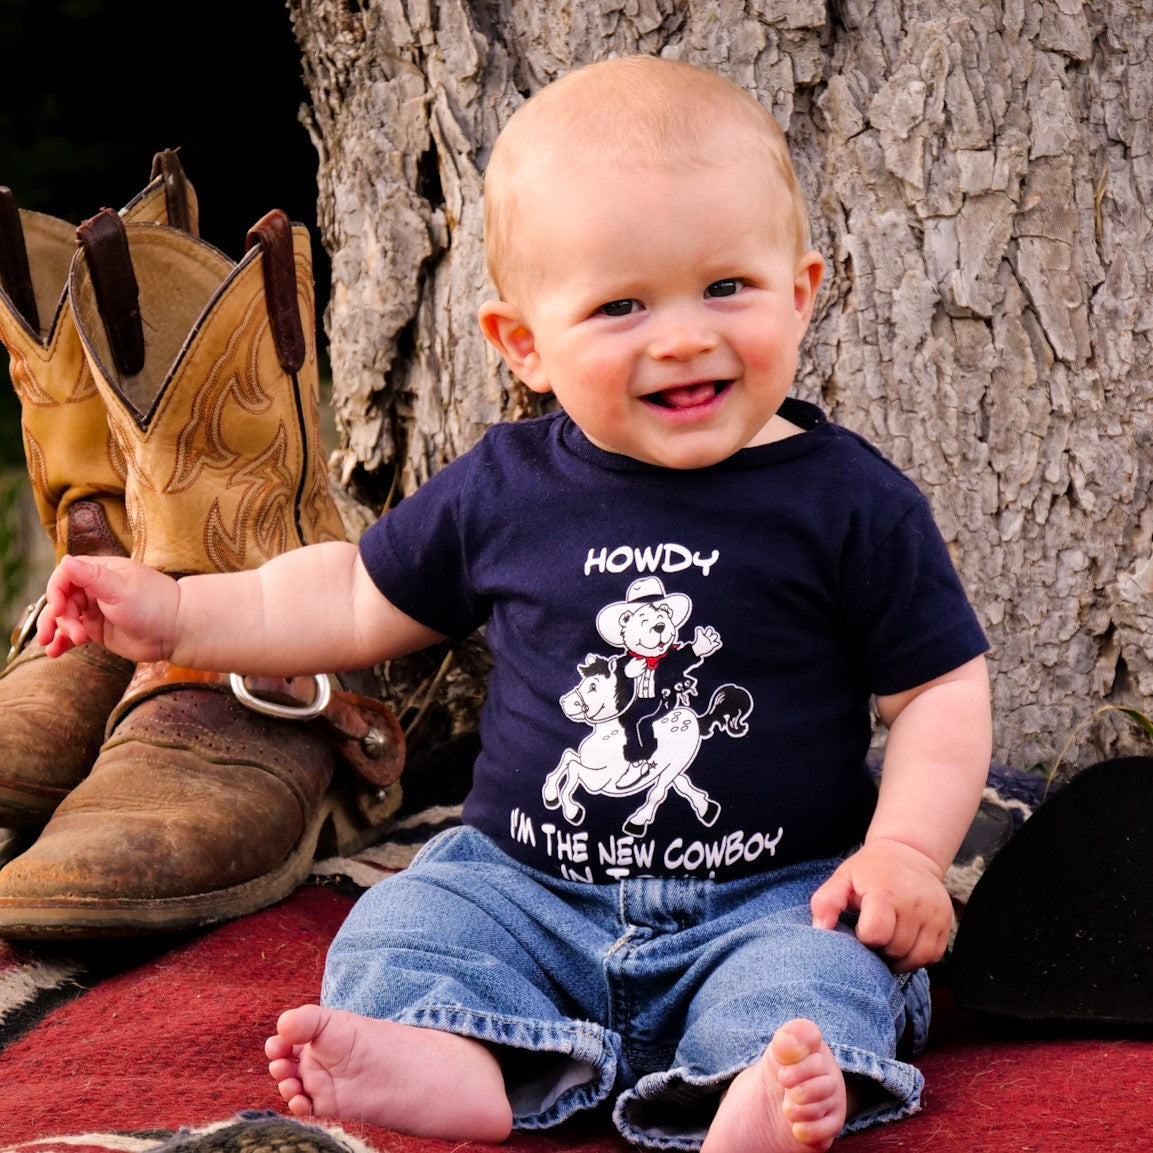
[288,0,1153,778]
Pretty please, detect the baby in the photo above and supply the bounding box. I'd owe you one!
[40,55,991,1153]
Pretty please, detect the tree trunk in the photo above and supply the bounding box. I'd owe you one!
[288,0,1153,778]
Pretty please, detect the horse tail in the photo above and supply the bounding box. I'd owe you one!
[699,684,753,738]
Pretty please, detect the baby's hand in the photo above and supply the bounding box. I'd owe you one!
[36,554,179,663]
[809,839,954,973]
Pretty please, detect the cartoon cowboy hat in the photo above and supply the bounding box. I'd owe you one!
[596,576,693,640]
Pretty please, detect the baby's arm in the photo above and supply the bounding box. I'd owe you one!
[37,542,444,675]
[810,654,991,972]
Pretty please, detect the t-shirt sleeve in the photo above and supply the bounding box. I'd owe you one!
[357,450,489,641]
[844,492,989,696]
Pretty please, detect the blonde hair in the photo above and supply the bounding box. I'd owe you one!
[483,55,812,299]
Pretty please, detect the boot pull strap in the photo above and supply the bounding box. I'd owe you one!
[246,209,306,374]
[0,186,40,331]
[149,148,195,235]
[76,208,146,376]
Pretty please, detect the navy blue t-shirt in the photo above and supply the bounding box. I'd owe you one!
[359,399,988,884]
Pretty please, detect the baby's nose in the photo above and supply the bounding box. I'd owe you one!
[647,308,719,361]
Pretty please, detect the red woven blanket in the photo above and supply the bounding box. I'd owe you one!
[0,803,1149,1153]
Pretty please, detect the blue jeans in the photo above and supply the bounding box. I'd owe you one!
[322,825,929,1151]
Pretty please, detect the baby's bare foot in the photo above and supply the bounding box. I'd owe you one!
[702,1018,846,1153]
[265,1004,512,1142]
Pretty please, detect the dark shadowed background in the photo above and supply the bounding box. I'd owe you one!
[0,0,325,469]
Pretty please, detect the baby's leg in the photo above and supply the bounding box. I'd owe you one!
[701,1019,846,1153]
[265,1004,513,1142]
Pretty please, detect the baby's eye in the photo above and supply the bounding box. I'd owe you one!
[597,299,640,317]
[705,279,741,298]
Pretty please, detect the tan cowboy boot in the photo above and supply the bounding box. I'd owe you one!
[0,207,404,938]
[0,151,197,834]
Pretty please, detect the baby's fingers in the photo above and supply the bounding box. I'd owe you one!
[35,598,62,649]
[38,621,75,659]
[853,889,900,952]
[57,553,112,597]
[897,924,950,973]
[856,892,952,971]
[877,918,948,973]
[810,869,854,930]
[36,597,88,657]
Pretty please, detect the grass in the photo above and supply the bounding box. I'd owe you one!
[0,469,53,630]
[0,471,29,616]
[1044,704,1153,796]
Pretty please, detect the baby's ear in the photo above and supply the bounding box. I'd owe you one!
[478,301,551,394]
[793,250,825,328]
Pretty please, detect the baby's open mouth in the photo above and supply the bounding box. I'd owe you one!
[648,381,731,409]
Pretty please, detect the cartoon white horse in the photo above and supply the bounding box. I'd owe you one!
[543,652,753,837]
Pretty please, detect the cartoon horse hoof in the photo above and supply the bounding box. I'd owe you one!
[701,800,721,826]
[622,817,650,838]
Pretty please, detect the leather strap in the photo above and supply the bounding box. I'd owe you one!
[76,208,146,375]
[108,661,405,790]
[246,209,306,374]
[0,186,39,331]
[149,148,195,235]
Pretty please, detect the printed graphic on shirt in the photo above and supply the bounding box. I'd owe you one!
[543,576,753,839]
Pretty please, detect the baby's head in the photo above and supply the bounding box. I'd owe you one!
[478,54,825,471]
[483,55,811,302]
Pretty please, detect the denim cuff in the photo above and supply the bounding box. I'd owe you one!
[394,1004,618,1129]
[831,1041,925,1133]
[611,1039,925,1150]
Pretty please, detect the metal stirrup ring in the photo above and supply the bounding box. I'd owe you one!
[229,671,332,720]
[8,593,47,664]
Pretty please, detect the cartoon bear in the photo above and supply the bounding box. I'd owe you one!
[595,576,721,763]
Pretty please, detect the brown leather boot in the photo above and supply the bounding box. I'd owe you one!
[0,151,196,834]
[0,207,404,939]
